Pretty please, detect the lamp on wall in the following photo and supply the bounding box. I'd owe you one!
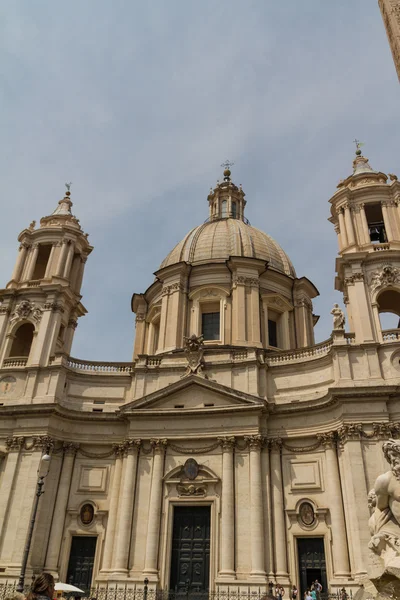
[16,449,52,593]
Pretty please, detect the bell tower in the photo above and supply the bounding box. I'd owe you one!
[329,146,400,343]
[0,186,93,368]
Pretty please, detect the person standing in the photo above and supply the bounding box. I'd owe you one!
[304,591,312,600]
[290,585,298,599]
[26,574,55,600]
[314,580,322,600]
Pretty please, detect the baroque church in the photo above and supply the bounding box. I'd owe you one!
[0,149,400,598]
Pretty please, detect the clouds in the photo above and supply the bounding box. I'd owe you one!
[0,1,399,360]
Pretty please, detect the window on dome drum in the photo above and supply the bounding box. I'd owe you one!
[221,199,228,218]
[152,321,160,353]
[202,311,220,341]
[231,201,237,218]
[268,319,278,348]
[9,322,35,357]
[32,244,52,280]
[365,203,387,243]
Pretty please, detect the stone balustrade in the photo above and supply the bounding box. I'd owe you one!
[373,243,390,251]
[382,328,400,342]
[2,357,28,368]
[267,338,333,365]
[66,357,134,373]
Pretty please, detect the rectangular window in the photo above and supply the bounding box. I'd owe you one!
[268,319,278,347]
[202,312,220,340]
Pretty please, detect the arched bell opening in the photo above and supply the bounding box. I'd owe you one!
[377,289,400,337]
[9,322,35,358]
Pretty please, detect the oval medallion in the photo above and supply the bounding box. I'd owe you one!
[183,458,199,480]
[80,503,94,525]
[299,502,315,526]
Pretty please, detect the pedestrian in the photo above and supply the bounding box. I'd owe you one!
[314,580,322,600]
[309,585,317,600]
[340,588,348,600]
[290,585,298,599]
[304,591,312,600]
[275,585,285,600]
[26,573,55,600]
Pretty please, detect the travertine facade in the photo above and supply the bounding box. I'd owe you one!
[379,0,400,81]
[0,156,400,597]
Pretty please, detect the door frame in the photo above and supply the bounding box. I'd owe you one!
[60,530,103,586]
[294,536,329,595]
[160,499,218,591]
[65,535,98,589]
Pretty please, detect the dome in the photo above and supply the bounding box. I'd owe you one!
[160,218,296,277]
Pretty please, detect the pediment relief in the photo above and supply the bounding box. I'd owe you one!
[120,375,265,413]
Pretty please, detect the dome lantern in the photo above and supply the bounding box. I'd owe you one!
[207,163,247,223]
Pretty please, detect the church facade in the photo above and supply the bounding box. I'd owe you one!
[0,153,400,597]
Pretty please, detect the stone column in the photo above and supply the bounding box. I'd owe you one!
[74,256,86,294]
[360,204,370,244]
[249,281,261,346]
[382,202,394,241]
[334,224,342,252]
[101,446,124,571]
[245,435,266,579]
[270,439,288,577]
[44,244,57,279]
[318,433,350,577]
[11,243,29,282]
[233,278,246,343]
[112,440,141,574]
[143,439,167,577]
[45,443,78,573]
[218,436,236,578]
[63,242,75,279]
[337,427,370,577]
[0,438,23,540]
[55,240,69,277]
[25,244,39,280]
[344,204,355,246]
[338,209,348,248]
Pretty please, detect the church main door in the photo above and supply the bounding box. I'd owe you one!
[66,536,97,593]
[170,506,211,593]
[297,538,328,597]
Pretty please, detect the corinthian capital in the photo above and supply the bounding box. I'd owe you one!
[317,431,336,448]
[150,438,168,454]
[218,436,235,451]
[244,434,264,451]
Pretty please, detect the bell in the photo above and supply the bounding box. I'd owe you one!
[369,227,380,242]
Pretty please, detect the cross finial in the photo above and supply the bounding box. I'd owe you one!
[65,182,72,193]
[221,160,234,170]
[353,139,364,155]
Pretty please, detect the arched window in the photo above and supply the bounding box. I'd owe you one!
[378,289,400,332]
[231,201,237,218]
[221,200,227,218]
[9,323,35,357]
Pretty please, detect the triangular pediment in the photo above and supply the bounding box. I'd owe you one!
[119,375,265,413]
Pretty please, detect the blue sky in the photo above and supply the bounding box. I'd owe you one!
[1,1,399,361]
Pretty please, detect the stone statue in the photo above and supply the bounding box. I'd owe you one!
[366,439,400,597]
[331,303,345,330]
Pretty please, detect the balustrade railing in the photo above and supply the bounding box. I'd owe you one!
[382,328,400,342]
[66,357,134,373]
[267,338,333,365]
[2,357,28,368]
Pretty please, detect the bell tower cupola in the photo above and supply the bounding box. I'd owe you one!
[329,144,400,343]
[0,185,93,368]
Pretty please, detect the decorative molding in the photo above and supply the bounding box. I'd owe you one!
[176,483,207,497]
[63,441,80,456]
[162,283,184,296]
[44,302,64,313]
[10,300,43,324]
[370,264,400,292]
[182,334,205,377]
